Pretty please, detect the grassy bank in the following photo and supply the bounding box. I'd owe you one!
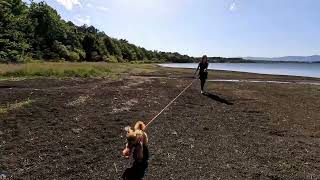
[0,99,34,114]
[0,62,156,79]
[1,62,319,83]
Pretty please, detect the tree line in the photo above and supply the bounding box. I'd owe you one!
[196,57,251,63]
[0,0,195,63]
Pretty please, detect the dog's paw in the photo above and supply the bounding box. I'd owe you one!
[122,148,131,157]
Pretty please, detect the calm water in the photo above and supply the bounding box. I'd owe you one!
[160,63,320,78]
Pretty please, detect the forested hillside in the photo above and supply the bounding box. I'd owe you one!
[195,57,252,63]
[0,0,195,63]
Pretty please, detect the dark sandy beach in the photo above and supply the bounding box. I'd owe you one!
[0,66,319,179]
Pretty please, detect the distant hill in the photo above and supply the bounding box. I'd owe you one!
[244,55,320,62]
[195,57,254,63]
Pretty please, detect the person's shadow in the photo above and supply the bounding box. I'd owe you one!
[203,92,233,105]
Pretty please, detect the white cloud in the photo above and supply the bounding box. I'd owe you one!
[85,2,108,12]
[56,0,81,10]
[98,7,109,12]
[229,2,237,11]
[75,15,91,25]
[86,3,93,8]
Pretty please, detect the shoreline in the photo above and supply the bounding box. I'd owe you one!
[158,63,320,79]
[157,65,320,81]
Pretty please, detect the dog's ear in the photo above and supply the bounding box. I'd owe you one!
[134,121,146,131]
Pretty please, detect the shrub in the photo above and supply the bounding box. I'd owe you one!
[33,51,44,60]
[106,55,118,63]
[102,55,108,62]
[74,48,86,60]
[45,51,60,59]
[8,50,20,62]
[22,55,33,63]
[90,51,103,61]
[68,51,80,62]
[0,51,8,63]
[52,40,70,58]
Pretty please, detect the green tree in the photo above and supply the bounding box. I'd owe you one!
[104,36,122,57]
[0,0,30,62]
[28,2,67,49]
[82,34,98,60]
[0,0,195,63]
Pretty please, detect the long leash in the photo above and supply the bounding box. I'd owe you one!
[145,78,196,128]
[120,78,196,178]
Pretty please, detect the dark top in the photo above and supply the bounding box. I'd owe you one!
[198,62,208,79]
[198,62,208,73]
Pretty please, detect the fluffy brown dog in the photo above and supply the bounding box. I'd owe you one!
[122,121,149,180]
[122,121,149,161]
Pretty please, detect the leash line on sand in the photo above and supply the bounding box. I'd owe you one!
[145,79,196,128]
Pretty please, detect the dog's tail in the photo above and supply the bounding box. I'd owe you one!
[134,121,146,131]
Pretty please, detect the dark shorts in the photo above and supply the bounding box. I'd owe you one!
[199,71,208,80]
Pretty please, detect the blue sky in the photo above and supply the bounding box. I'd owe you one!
[24,0,320,57]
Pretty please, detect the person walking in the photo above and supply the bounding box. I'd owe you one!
[194,55,209,94]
